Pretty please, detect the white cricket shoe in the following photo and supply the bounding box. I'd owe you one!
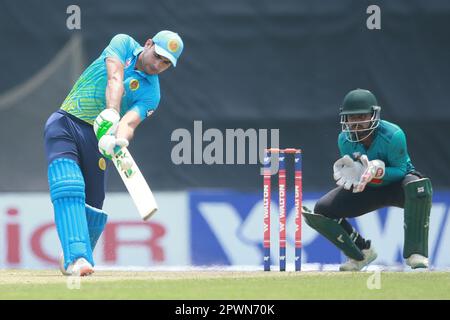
[339,246,378,271]
[59,254,94,276]
[406,254,429,269]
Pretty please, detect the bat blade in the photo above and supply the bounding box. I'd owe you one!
[112,147,158,220]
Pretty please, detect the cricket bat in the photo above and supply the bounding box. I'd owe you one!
[112,147,158,220]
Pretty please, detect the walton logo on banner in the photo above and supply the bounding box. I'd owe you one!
[190,191,450,269]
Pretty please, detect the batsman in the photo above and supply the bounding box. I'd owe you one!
[303,88,432,271]
[44,31,183,276]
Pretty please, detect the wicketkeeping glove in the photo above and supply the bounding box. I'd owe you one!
[333,155,365,191]
[353,155,385,193]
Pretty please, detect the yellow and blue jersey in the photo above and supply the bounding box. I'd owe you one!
[61,34,160,124]
[338,120,415,186]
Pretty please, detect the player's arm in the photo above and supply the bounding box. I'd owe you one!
[115,90,159,141]
[105,57,124,113]
[116,110,142,142]
[354,130,407,192]
[103,34,132,113]
[94,34,132,140]
[95,109,141,161]
[93,59,123,139]
[93,57,124,141]
[383,130,408,183]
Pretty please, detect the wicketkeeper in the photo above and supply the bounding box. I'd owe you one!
[302,88,432,271]
[44,31,183,276]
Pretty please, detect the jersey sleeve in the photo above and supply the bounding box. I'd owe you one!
[383,129,408,183]
[128,103,158,120]
[129,94,160,121]
[103,34,132,65]
[128,79,161,120]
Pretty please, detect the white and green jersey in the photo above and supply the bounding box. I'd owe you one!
[61,34,160,125]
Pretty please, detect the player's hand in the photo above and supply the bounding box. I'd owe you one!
[333,155,354,181]
[98,135,129,159]
[353,155,385,193]
[94,109,120,140]
[333,155,364,191]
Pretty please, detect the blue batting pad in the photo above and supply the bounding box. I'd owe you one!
[48,158,93,269]
[85,204,108,250]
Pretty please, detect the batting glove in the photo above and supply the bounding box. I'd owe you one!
[98,135,129,160]
[94,108,120,140]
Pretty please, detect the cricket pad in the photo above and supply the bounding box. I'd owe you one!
[302,207,364,261]
[85,204,108,251]
[403,178,432,259]
[48,158,94,269]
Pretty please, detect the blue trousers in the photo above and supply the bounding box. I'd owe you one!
[44,109,108,208]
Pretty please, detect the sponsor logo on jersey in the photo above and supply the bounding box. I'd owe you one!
[129,79,139,91]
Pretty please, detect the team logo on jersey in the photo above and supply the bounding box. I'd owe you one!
[146,110,154,118]
[129,79,140,91]
[168,39,180,52]
[98,158,107,171]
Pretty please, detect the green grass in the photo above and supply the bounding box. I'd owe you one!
[0,270,449,299]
